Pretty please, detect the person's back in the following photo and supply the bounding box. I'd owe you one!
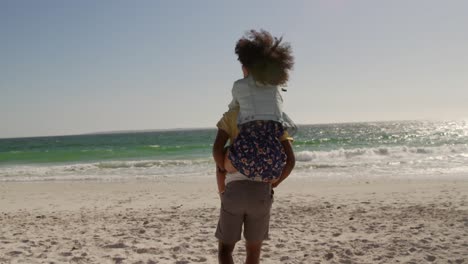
[213,29,296,264]
[221,30,295,181]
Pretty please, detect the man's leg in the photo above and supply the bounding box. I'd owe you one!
[245,241,263,264]
[243,182,272,264]
[218,241,236,264]
[215,182,245,263]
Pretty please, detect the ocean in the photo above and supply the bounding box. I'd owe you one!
[1,120,467,181]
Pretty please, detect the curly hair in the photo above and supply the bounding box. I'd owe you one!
[235,29,294,86]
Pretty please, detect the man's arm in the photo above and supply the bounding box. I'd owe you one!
[213,129,230,194]
[272,139,295,188]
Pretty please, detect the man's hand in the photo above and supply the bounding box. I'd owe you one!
[218,190,225,200]
[271,178,280,188]
[217,166,227,174]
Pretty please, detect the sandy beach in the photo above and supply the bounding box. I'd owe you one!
[1,177,467,264]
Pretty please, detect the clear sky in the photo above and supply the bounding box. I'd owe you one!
[1,0,467,138]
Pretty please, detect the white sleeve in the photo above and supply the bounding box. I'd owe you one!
[228,84,239,110]
[282,112,297,136]
[228,98,239,111]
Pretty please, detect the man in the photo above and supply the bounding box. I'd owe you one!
[212,108,295,264]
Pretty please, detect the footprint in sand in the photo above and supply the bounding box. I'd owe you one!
[7,251,22,256]
[102,242,128,249]
[189,256,208,262]
[112,256,125,263]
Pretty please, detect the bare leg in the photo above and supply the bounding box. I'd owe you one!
[224,150,237,173]
[245,241,263,264]
[218,241,235,264]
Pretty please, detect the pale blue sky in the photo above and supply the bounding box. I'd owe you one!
[1,0,467,138]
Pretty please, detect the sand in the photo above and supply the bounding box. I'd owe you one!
[0,177,467,263]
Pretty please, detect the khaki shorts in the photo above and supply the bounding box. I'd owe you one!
[215,180,273,243]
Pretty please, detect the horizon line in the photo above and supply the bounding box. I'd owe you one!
[0,118,462,140]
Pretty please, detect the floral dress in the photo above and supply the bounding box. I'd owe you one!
[228,120,287,181]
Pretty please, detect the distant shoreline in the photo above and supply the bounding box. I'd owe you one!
[1,118,461,140]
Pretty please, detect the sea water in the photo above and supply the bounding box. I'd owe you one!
[1,120,467,181]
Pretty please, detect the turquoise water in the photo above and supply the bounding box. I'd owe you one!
[1,120,467,181]
[0,129,215,164]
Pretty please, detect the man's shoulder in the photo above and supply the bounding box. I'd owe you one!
[216,109,239,134]
[223,108,239,119]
